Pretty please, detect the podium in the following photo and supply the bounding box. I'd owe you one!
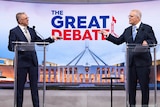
[125,44,158,107]
[13,41,49,107]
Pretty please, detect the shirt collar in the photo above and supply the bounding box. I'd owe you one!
[134,21,141,29]
[18,24,27,31]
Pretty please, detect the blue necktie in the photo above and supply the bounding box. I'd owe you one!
[132,26,137,41]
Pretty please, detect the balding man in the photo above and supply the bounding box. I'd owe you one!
[8,12,62,107]
[100,9,157,107]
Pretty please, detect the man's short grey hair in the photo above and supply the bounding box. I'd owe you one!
[16,12,25,24]
[131,9,142,19]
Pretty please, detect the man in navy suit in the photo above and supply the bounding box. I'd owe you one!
[8,12,62,107]
[100,9,157,107]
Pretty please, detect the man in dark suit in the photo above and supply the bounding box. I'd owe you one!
[8,12,62,107]
[100,9,157,107]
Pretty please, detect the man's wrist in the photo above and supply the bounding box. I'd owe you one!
[105,33,109,38]
[51,35,56,40]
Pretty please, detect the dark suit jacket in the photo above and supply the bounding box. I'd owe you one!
[8,26,55,67]
[107,23,157,66]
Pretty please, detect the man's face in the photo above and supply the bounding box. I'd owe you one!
[19,14,29,26]
[128,11,139,25]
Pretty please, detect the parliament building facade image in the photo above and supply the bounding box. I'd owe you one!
[38,65,125,83]
[1,57,160,88]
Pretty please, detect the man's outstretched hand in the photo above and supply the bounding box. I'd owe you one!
[52,36,63,40]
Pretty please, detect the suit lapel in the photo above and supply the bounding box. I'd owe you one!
[16,26,28,42]
[127,26,134,43]
[134,23,144,42]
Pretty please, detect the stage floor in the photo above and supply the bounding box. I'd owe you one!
[0,89,159,107]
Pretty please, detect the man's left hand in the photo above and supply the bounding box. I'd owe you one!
[52,36,63,40]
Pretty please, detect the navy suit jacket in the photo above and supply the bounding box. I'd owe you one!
[107,23,157,66]
[8,26,55,67]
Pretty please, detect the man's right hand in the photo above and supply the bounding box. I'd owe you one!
[99,29,109,37]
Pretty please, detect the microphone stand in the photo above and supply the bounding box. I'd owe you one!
[32,26,46,107]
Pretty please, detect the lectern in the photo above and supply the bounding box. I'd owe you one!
[13,41,49,107]
[125,44,158,107]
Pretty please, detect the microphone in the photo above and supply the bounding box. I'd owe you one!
[32,26,44,39]
[32,26,63,40]
[32,26,36,31]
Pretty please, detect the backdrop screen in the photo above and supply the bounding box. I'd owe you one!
[0,0,160,65]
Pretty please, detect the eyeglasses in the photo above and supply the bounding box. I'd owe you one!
[21,17,29,20]
[128,15,134,18]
